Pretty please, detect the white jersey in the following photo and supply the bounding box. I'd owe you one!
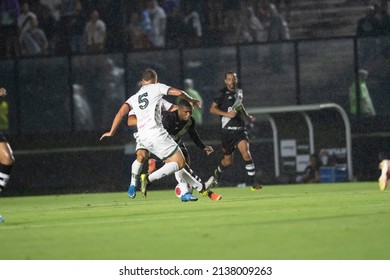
[128,98,174,118]
[128,98,174,153]
[126,83,178,159]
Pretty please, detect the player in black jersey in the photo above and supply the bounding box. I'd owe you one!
[209,72,262,191]
[0,87,15,222]
[154,99,222,201]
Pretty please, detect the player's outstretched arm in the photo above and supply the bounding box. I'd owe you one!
[100,103,131,140]
[241,105,256,122]
[167,87,202,109]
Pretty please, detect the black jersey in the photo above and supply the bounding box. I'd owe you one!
[213,87,246,130]
[162,110,206,150]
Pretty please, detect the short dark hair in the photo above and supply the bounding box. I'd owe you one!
[142,68,157,81]
[225,71,237,79]
[178,99,192,108]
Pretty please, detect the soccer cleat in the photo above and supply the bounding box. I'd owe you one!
[378,160,389,191]
[207,190,222,201]
[148,159,157,174]
[0,215,4,223]
[127,185,136,199]
[140,174,149,198]
[251,184,263,191]
[209,191,222,201]
[181,192,198,202]
[198,189,222,201]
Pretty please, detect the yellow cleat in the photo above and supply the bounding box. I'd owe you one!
[140,174,148,198]
[251,184,263,191]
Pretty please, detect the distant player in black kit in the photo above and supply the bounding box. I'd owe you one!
[209,72,262,191]
[0,87,15,222]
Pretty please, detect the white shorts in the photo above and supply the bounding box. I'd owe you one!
[135,130,179,160]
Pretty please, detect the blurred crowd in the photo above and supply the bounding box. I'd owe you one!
[0,0,292,58]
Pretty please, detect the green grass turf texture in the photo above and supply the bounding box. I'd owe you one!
[0,182,389,260]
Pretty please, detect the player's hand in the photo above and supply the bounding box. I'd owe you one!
[247,114,256,122]
[204,146,214,155]
[226,109,237,118]
[191,99,202,109]
[100,132,113,140]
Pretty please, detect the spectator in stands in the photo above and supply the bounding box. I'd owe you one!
[256,0,269,24]
[37,2,58,55]
[20,17,48,56]
[39,0,61,54]
[85,9,106,54]
[0,0,21,58]
[221,0,241,45]
[128,11,151,50]
[348,69,376,117]
[265,3,290,74]
[296,154,321,183]
[165,6,185,48]
[67,0,87,54]
[140,7,154,44]
[147,0,167,48]
[57,0,79,54]
[266,3,290,42]
[40,0,61,22]
[270,0,292,22]
[238,6,266,43]
[183,2,203,47]
[17,2,37,36]
[356,5,381,63]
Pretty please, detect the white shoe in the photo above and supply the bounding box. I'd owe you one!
[379,160,389,191]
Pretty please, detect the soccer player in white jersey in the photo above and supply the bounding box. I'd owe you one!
[100,68,203,198]
[127,100,221,201]
[127,98,176,198]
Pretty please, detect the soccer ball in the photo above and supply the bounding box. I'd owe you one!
[175,183,191,199]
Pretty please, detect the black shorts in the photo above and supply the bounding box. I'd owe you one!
[0,132,7,142]
[221,129,249,155]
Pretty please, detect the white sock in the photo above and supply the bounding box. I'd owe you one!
[130,160,143,186]
[148,162,179,182]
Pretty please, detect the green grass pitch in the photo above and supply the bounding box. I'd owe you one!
[0,182,389,260]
